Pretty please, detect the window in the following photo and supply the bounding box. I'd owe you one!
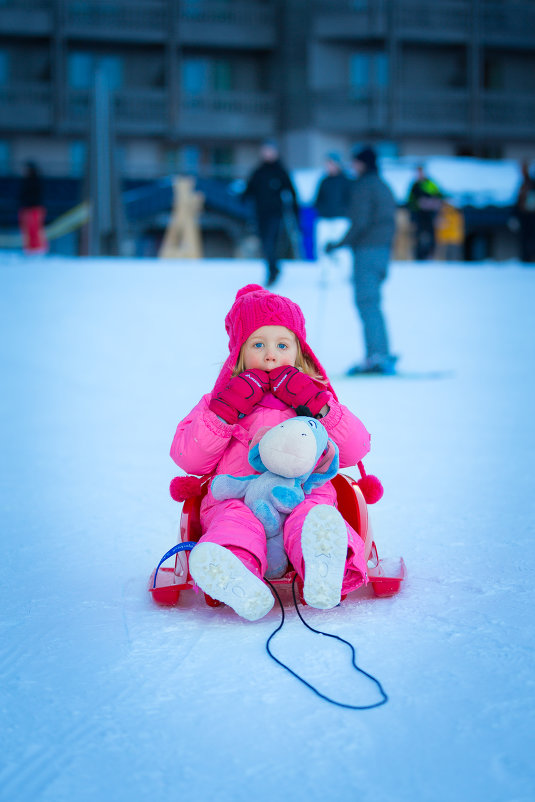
[182,58,209,95]
[0,49,9,85]
[182,0,203,19]
[182,57,233,94]
[0,140,10,175]
[69,141,87,177]
[213,60,232,92]
[483,57,504,91]
[349,52,389,91]
[350,54,370,89]
[98,56,122,90]
[181,145,201,174]
[212,146,234,177]
[375,53,389,87]
[68,53,123,90]
[68,53,92,89]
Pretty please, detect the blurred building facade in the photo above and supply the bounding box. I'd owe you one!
[1,0,535,182]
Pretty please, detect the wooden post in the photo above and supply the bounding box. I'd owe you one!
[158,176,205,259]
[393,208,413,261]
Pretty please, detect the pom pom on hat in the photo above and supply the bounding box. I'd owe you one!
[356,461,383,504]
[170,475,204,502]
[235,283,263,298]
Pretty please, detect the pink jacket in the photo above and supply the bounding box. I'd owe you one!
[170,391,371,513]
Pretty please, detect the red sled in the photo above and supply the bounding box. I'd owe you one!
[149,473,406,608]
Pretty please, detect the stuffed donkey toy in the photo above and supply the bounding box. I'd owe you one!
[211,416,339,579]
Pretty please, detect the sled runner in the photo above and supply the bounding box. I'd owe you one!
[149,473,405,608]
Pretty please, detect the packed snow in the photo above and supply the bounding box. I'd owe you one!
[1,253,534,802]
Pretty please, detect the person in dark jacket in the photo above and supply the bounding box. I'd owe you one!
[313,152,352,270]
[18,161,48,254]
[407,165,443,260]
[515,161,535,263]
[326,146,397,375]
[243,140,299,287]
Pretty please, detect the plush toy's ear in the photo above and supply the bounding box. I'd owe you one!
[248,426,271,473]
[302,439,340,494]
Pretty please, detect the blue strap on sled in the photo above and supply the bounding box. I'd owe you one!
[152,542,197,589]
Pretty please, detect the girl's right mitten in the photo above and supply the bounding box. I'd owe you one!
[209,369,270,424]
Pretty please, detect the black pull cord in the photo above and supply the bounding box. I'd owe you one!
[265,575,389,711]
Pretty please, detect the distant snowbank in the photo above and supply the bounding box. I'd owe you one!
[294,156,524,209]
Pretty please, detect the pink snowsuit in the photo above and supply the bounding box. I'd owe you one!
[171,389,371,594]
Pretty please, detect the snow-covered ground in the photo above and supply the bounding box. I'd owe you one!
[1,254,534,802]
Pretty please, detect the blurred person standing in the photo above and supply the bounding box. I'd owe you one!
[243,140,299,287]
[18,161,48,255]
[407,165,443,260]
[435,201,465,261]
[515,161,535,263]
[313,152,352,273]
[325,146,397,375]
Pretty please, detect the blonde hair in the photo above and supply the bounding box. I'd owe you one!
[232,339,326,383]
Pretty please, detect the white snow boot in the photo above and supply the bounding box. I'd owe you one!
[301,505,347,609]
[189,542,274,622]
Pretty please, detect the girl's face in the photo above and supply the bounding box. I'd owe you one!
[242,325,299,372]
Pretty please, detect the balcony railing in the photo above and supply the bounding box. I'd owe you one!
[0,0,52,35]
[313,0,388,38]
[0,83,52,130]
[177,90,276,138]
[479,92,535,135]
[62,88,274,138]
[396,89,470,133]
[481,2,535,43]
[64,88,168,134]
[178,1,276,47]
[395,0,471,39]
[313,87,389,133]
[62,0,167,41]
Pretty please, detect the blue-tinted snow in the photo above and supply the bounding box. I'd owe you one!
[0,254,534,802]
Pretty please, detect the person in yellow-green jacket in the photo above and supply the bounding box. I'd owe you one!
[407,165,444,260]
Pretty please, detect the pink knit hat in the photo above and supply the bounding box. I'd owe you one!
[212,284,336,398]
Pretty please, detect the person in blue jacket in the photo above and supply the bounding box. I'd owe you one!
[314,152,352,268]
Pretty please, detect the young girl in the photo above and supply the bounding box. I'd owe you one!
[170,284,372,621]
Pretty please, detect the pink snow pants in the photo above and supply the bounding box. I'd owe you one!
[198,481,367,595]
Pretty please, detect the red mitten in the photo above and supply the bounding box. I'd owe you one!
[209,369,270,424]
[269,365,329,418]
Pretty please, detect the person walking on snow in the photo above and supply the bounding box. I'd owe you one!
[243,140,299,287]
[325,146,397,375]
[170,284,372,620]
[314,152,352,271]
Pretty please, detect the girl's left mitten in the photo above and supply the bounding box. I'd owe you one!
[209,369,270,424]
[269,365,329,418]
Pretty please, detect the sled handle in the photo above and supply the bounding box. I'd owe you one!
[152,541,196,589]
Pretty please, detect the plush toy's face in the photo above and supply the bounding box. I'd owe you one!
[258,418,327,479]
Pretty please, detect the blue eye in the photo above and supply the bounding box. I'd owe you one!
[277,343,288,350]
[253,342,263,349]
